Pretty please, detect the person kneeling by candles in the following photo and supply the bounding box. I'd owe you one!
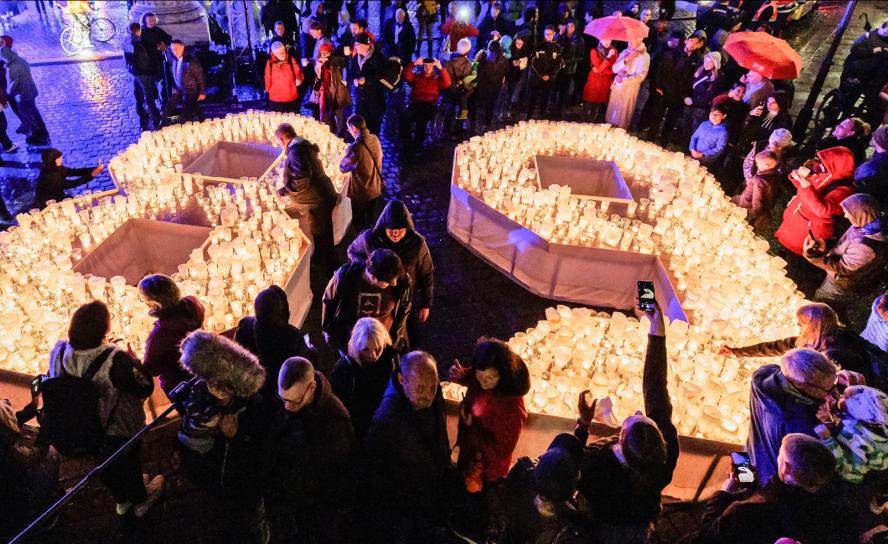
[34,148,104,209]
[572,298,679,543]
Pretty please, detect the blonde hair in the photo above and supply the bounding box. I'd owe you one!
[795,303,838,351]
[347,317,391,362]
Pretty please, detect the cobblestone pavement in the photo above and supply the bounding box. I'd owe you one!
[2,2,882,542]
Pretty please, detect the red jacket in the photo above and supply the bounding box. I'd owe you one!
[457,387,527,483]
[404,67,452,104]
[265,53,304,103]
[582,46,617,104]
[776,146,856,255]
[142,296,205,394]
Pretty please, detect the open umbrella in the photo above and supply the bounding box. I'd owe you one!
[724,31,803,80]
[583,16,649,42]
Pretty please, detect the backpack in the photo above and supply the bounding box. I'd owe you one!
[38,346,116,456]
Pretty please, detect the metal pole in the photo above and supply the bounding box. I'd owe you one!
[9,378,196,544]
[792,0,858,139]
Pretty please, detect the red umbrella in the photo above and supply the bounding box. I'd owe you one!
[583,16,649,42]
[724,31,803,80]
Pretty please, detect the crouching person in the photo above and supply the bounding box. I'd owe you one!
[178,331,268,543]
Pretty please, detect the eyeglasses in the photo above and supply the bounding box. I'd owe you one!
[786,376,836,399]
[278,381,313,407]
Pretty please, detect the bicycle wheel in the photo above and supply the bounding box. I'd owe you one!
[814,89,843,134]
[60,26,84,56]
[89,17,116,43]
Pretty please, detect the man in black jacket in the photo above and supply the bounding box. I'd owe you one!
[161,40,207,124]
[263,357,356,543]
[349,33,386,134]
[322,248,412,353]
[691,433,858,544]
[362,351,457,543]
[347,200,435,347]
[527,25,563,119]
[123,23,161,130]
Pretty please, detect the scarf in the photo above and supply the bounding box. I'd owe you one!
[861,217,883,236]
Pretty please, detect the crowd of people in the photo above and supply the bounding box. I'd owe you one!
[3,1,888,543]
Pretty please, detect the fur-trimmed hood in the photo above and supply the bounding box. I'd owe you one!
[180,331,265,398]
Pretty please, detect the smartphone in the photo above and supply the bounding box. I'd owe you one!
[638,281,655,312]
[797,165,811,178]
[730,451,756,486]
[30,375,42,397]
[343,46,351,56]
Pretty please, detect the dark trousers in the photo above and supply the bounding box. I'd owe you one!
[403,101,436,146]
[100,437,147,505]
[527,78,555,118]
[416,18,435,57]
[0,111,12,149]
[640,92,684,141]
[17,97,48,138]
[269,100,300,113]
[321,105,346,137]
[162,89,204,123]
[356,100,383,135]
[133,74,161,129]
[351,196,380,234]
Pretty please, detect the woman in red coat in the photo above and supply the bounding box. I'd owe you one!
[582,39,617,122]
[449,338,530,493]
[775,145,856,256]
[265,41,304,112]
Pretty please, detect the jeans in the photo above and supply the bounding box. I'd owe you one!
[133,73,161,128]
[321,105,346,137]
[527,78,555,118]
[416,17,436,57]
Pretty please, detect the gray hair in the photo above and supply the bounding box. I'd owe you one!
[779,348,838,385]
[401,350,437,379]
[348,318,391,362]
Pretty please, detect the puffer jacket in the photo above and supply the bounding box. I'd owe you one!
[805,193,888,295]
[265,52,304,103]
[775,146,856,256]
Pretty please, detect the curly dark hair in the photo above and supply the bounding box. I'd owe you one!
[470,338,531,397]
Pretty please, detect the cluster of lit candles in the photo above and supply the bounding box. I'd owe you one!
[0,112,346,376]
[443,121,808,443]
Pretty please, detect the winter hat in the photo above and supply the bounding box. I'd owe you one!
[873,126,888,151]
[355,33,371,45]
[843,385,888,425]
[0,35,12,49]
[534,433,583,502]
[769,128,795,150]
[254,285,290,327]
[704,51,721,71]
[690,29,707,42]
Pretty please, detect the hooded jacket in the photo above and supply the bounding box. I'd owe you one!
[0,48,37,100]
[143,295,205,394]
[234,285,310,396]
[264,50,303,103]
[34,149,96,209]
[746,364,822,484]
[776,146,856,256]
[805,193,888,295]
[48,341,153,438]
[262,372,356,518]
[347,200,434,309]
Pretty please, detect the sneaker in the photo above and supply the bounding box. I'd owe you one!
[115,501,132,516]
[133,475,165,518]
[1,143,18,153]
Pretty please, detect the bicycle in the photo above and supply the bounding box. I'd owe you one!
[59,9,116,56]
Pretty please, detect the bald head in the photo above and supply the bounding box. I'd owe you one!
[398,351,439,410]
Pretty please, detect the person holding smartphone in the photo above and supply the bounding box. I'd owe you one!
[572,297,680,541]
[691,434,857,544]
